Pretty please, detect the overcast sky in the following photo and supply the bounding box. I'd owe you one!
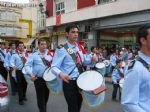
[0,0,29,3]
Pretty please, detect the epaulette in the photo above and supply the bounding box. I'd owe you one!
[57,44,63,49]
[128,60,136,70]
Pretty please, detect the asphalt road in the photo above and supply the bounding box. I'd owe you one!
[9,78,123,112]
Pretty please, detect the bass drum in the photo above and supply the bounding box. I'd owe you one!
[77,70,106,108]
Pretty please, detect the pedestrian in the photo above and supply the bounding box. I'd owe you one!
[51,24,97,112]
[121,25,150,112]
[25,39,52,112]
[112,59,124,101]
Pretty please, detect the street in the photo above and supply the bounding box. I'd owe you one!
[9,78,123,112]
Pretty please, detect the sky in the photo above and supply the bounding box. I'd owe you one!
[0,0,30,3]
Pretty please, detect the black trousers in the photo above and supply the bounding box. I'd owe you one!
[9,70,17,94]
[16,70,27,102]
[63,80,83,112]
[34,77,49,112]
[0,62,8,81]
[112,80,121,100]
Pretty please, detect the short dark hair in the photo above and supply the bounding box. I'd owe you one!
[65,24,79,33]
[116,59,122,65]
[91,46,96,52]
[17,42,24,47]
[9,42,16,47]
[137,25,150,46]
[38,39,46,45]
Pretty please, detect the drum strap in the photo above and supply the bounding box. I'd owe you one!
[63,43,76,62]
[136,56,150,72]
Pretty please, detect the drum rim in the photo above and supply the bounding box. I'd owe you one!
[43,67,56,81]
[95,62,106,69]
[77,70,104,91]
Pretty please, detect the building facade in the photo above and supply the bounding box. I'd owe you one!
[46,0,150,49]
[0,1,38,43]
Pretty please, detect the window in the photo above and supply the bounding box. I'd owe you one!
[97,0,117,4]
[55,2,65,15]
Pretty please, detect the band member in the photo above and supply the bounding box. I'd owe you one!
[121,26,150,112]
[89,46,98,70]
[4,42,17,96]
[10,42,28,105]
[25,39,52,112]
[112,59,124,101]
[97,47,105,62]
[0,43,8,80]
[51,24,97,112]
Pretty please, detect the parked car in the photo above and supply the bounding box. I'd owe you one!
[0,74,9,112]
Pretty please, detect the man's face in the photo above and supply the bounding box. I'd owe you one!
[11,44,16,50]
[141,29,150,51]
[39,41,47,52]
[18,44,24,52]
[66,28,79,42]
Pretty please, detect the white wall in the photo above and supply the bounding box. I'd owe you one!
[46,0,150,26]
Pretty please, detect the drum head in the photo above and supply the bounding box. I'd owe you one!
[77,70,103,91]
[95,63,105,69]
[119,78,124,88]
[43,68,56,81]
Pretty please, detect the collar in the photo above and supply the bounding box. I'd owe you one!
[38,49,48,55]
[66,41,78,49]
[138,51,150,65]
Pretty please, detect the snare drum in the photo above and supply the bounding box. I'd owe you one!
[77,70,106,108]
[103,60,111,74]
[22,67,33,84]
[43,68,62,93]
[95,62,106,76]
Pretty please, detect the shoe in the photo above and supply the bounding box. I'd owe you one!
[19,101,24,105]
[23,97,27,101]
[112,99,117,102]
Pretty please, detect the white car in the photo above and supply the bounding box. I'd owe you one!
[0,74,9,112]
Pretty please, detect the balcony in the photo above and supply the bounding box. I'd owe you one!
[46,0,150,27]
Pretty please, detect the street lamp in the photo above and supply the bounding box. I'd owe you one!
[39,3,49,17]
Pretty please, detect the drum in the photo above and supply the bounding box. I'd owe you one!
[22,67,33,84]
[43,68,62,93]
[103,60,111,74]
[95,62,106,76]
[77,70,106,108]
[119,78,124,88]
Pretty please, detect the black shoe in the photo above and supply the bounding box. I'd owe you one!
[23,97,27,101]
[19,101,24,105]
[112,98,117,102]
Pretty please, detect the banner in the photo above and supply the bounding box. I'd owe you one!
[56,14,61,26]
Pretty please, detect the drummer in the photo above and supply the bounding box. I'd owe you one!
[10,42,28,105]
[88,46,98,70]
[111,59,124,101]
[25,39,52,112]
[51,24,97,112]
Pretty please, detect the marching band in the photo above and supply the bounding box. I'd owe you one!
[0,24,149,112]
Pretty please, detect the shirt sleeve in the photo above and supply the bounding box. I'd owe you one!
[10,54,16,67]
[4,53,9,68]
[121,70,145,112]
[25,54,33,75]
[51,48,65,76]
